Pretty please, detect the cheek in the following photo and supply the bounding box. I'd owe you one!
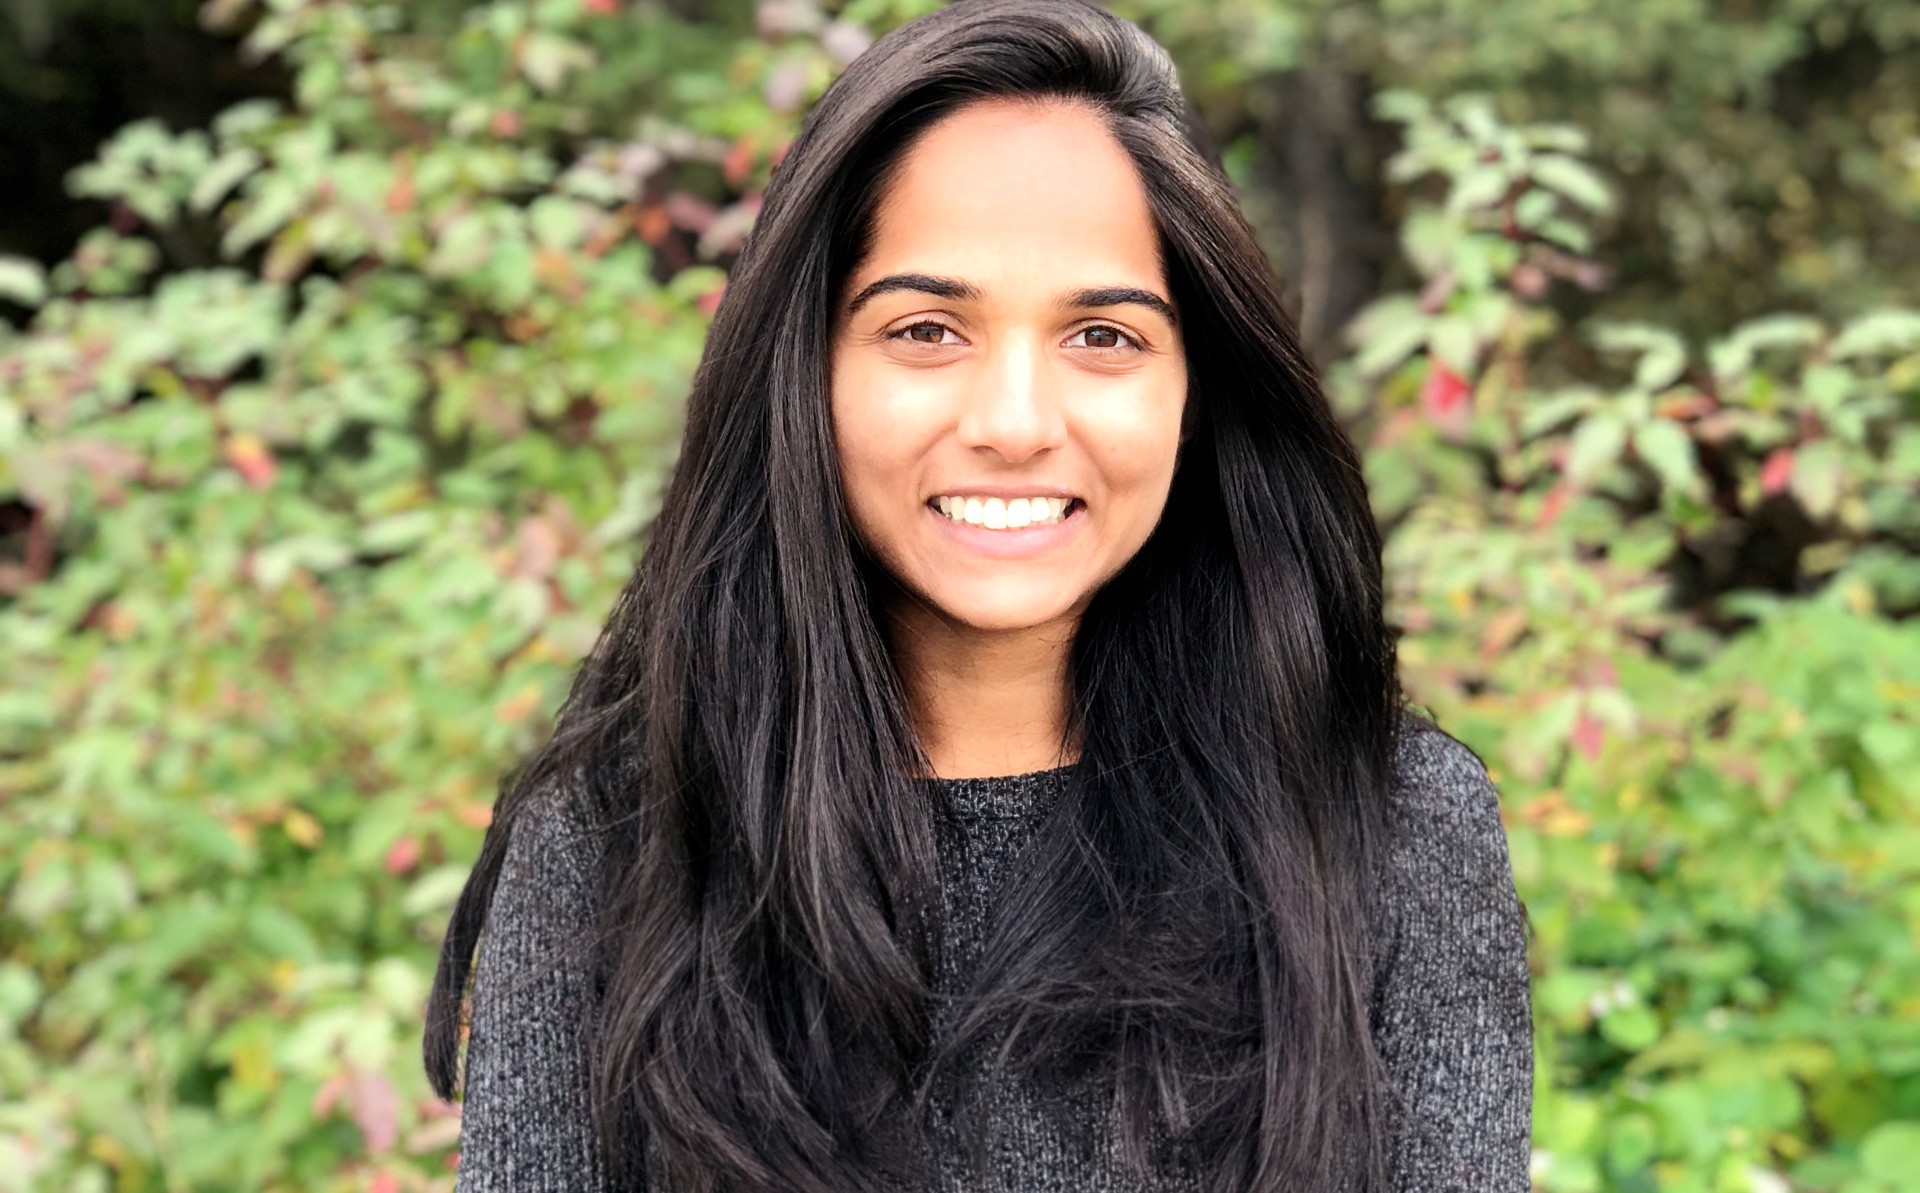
[1078,376,1186,502]
[830,363,930,535]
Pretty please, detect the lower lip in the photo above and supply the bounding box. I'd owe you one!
[927,501,1086,559]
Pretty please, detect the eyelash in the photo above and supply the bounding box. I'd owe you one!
[886,321,1143,352]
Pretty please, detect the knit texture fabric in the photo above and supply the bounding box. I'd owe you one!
[448,719,1532,1191]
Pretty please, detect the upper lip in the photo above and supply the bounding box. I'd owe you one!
[927,485,1080,500]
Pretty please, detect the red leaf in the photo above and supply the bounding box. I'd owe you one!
[223,433,277,490]
[1509,263,1549,299]
[697,279,726,317]
[663,192,718,234]
[1419,361,1473,439]
[384,837,420,876]
[1418,268,1457,313]
[636,204,671,245]
[313,1070,352,1117]
[722,135,757,188]
[495,684,543,724]
[1420,361,1472,419]
[584,0,619,12]
[384,169,415,215]
[370,1172,400,1193]
[350,1071,401,1153]
[1760,446,1794,496]
[1536,480,1572,529]
[1571,708,1605,761]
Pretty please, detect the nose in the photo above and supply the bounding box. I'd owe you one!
[954,332,1068,463]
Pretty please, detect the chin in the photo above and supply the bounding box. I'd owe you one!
[927,587,1078,635]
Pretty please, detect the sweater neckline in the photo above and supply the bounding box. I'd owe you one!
[919,761,1077,821]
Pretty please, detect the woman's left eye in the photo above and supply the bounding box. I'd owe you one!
[1069,325,1141,351]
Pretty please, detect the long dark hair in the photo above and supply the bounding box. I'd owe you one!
[424,1,1414,1189]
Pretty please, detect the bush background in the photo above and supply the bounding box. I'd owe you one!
[1,1,1916,1190]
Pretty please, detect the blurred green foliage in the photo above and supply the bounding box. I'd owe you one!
[0,2,1915,1191]
[1330,89,1920,1193]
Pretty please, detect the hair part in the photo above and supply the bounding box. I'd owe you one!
[425,2,1412,1189]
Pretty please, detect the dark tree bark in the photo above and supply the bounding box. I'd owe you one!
[0,1,286,267]
[1244,62,1396,369]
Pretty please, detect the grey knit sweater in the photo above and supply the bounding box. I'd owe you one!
[450,720,1532,1191]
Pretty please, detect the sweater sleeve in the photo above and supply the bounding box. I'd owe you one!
[1371,725,1533,1191]
[454,777,620,1193]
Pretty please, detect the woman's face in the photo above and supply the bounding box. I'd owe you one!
[829,98,1188,635]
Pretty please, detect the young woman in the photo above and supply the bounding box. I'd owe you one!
[422,2,1532,1190]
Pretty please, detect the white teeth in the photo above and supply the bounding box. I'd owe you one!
[930,495,1076,529]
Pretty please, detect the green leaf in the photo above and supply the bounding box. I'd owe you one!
[1590,321,1688,391]
[190,147,263,214]
[0,961,43,1031]
[1346,295,1430,376]
[1372,89,1430,126]
[1600,1005,1661,1052]
[1530,153,1614,214]
[1401,208,1461,278]
[1632,419,1698,495]
[1605,1112,1657,1175]
[0,256,48,308]
[1789,439,1845,519]
[1709,314,1826,379]
[1519,388,1603,439]
[1861,1122,1920,1189]
[1802,363,1854,413]
[1513,188,1556,230]
[1521,123,1590,155]
[520,32,596,93]
[401,865,472,918]
[1447,163,1511,215]
[1535,216,1593,255]
[1568,411,1629,483]
[1429,315,1478,374]
[1830,309,1920,359]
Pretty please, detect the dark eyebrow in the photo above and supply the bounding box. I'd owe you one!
[844,273,981,318]
[1065,286,1179,327]
[843,273,1178,326]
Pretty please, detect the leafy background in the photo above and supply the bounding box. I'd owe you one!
[0,1,1915,1190]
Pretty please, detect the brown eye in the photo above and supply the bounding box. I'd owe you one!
[891,321,958,346]
[1070,324,1139,351]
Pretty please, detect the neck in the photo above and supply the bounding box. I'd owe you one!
[884,592,1081,781]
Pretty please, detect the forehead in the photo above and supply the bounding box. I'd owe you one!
[856,98,1166,292]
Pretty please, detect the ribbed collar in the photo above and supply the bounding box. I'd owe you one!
[919,762,1077,822]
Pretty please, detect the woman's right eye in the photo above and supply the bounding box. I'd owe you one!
[891,321,959,346]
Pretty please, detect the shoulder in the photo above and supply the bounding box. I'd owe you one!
[1374,711,1524,937]
[488,763,612,940]
[508,764,606,859]
[1371,713,1535,1186]
[1387,711,1504,839]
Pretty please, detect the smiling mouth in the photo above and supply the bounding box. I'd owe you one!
[927,495,1083,529]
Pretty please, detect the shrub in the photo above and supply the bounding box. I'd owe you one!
[1336,92,1920,1193]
